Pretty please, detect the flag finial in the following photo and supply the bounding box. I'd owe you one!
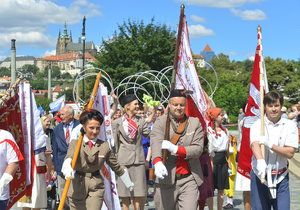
[180,4,185,9]
[257,25,262,32]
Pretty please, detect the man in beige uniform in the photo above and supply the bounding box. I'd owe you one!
[150,89,204,210]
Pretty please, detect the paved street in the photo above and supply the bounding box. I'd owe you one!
[9,172,299,210]
[143,173,300,210]
[145,173,300,210]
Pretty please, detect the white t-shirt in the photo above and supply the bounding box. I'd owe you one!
[250,117,298,182]
[0,130,20,200]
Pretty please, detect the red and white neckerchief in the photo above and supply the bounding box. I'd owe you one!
[124,114,138,139]
[208,122,227,138]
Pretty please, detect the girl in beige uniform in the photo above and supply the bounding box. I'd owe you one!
[112,94,154,210]
[61,109,133,210]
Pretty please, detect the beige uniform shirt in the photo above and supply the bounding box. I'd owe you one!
[150,114,204,186]
[65,137,124,199]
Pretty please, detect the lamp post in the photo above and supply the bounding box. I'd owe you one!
[47,62,52,100]
[81,16,86,99]
[11,39,16,84]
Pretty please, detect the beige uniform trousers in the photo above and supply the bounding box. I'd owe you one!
[154,174,199,210]
[68,174,105,210]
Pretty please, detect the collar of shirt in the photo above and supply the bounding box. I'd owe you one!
[265,115,285,126]
[64,120,74,128]
[83,135,96,146]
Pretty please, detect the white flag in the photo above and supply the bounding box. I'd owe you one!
[93,82,121,210]
[49,94,65,112]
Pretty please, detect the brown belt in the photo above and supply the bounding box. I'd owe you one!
[76,170,100,178]
[175,173,191,180]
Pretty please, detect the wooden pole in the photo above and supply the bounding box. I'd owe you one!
[258,26,266,183]
[58,72,102,210]
[171,4,185,89]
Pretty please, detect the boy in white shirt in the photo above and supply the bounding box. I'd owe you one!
[250,91,298,210]
[0,129,23,210]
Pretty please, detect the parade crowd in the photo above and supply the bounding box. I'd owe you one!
[0,89,299,210]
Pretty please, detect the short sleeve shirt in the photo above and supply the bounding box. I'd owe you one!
[207,126,229,153]
[0,130,21,200]
[250,117,298,182]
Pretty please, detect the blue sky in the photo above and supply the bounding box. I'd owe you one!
[0,0,299,61]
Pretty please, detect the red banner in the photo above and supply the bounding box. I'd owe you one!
[0,95,28,209]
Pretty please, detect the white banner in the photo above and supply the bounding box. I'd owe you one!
[18,83,47,184]
[175,16,208,117]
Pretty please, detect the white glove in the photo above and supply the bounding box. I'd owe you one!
[162,140,178,154]
[61,158,75,179]
[256,159,267,178]
[259,136,273,149]
[0,173,13,195]
[154,161,168,179]
[120,168,134,191]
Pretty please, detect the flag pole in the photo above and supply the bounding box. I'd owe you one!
[258,25,266,183]
[58,72,102,210]
[171,4,185,89]
[162,4,185,163]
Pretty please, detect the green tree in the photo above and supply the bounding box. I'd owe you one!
[95,18,176,85]
[213,82,248,122]
[51,66,61,79]
[58,89,73,101]
[18,64,39,79]
[35,96,52,112]
[0,67,10,76]
[61,72,72,79]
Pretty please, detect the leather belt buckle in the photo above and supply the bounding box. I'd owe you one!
[76,170,100,178]
[271,167,287,175]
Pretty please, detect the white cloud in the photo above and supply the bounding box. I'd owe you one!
[188,24,215,38]
[44,50,56,56]
[248,55,255,61]
[190,15,206,23]
[0,0,101,48]
[231,8,266,20]
[184,0,261,8]
[0,32,54,48]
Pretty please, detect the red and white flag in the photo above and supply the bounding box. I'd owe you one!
[94,83,121,210]
[236,26,268,190]
[174,8,211,128]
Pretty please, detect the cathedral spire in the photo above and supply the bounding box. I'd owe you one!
[70,30,73,42]
[63,21,68,36]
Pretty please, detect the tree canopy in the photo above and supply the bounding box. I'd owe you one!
[95,18,176,84]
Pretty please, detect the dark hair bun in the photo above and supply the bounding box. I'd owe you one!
[79,109,104,125]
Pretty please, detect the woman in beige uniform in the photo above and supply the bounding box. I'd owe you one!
[61,109,134,210]
[112,94,154,210]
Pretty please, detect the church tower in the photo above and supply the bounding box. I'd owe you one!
[56,22,72,55]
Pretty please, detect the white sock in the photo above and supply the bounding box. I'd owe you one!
[227,197,233,205]
[223,195,228,206]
